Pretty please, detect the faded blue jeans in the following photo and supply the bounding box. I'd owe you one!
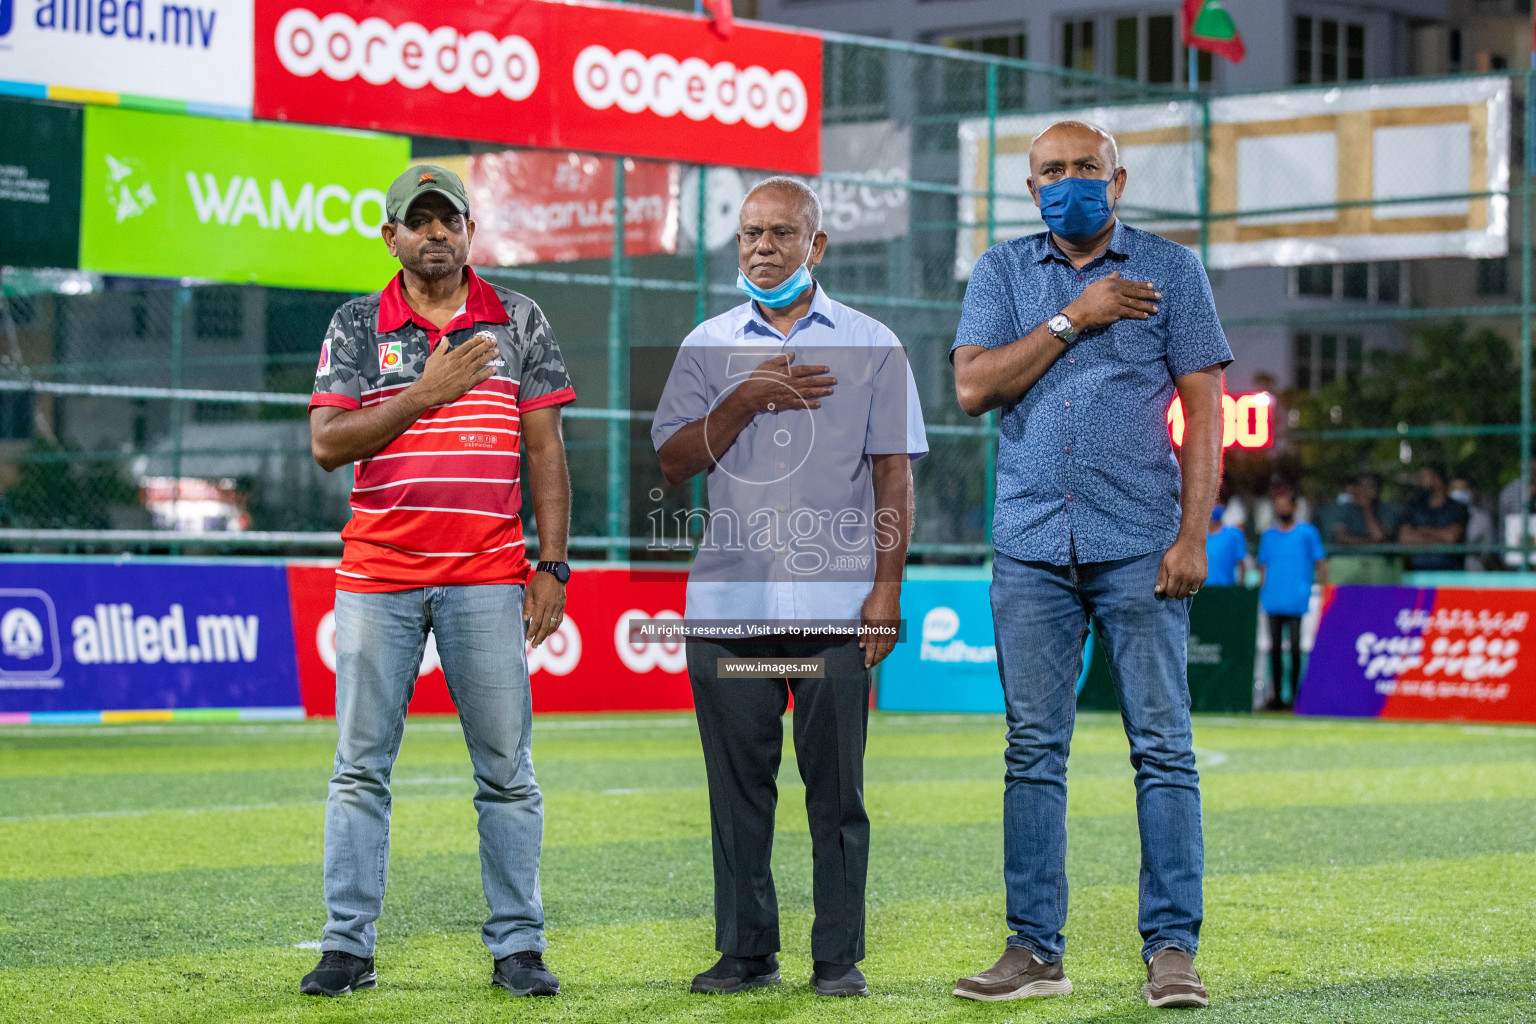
[991,548,1203,963]
[321,584,545,961]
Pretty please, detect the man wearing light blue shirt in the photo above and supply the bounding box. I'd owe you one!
[651,177,927,999]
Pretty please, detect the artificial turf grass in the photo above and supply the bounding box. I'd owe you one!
[0,712,1533,1022]
[1,858,1532,1023]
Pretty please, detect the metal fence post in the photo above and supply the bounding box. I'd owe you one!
[169,283,190,551]
[982,62,999,553]
[607,158,629,563]
[690,165,707,523]
[1521,69,1534,572]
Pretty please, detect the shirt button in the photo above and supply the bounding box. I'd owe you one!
[1064,401,1071,408]
[1064,446,1071,454]
[1069,358,1075,364]
[1067,494,1074,501]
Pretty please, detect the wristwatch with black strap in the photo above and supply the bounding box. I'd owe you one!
[1047,311,1078,347]
[535,560,571,584]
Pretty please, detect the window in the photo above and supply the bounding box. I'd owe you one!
[194,288,244,340]
[1062,18,1096,73]
[935,31,1026,114]
[1294,333,1313,391]
[1295,16,1364,83]
[947,33,1025,59]
[1295,17,1313,83]
[1112,12,1210,85]
[1115,17,1138,79]
[1341,262,1369,300]
[1346,23,1365,80]
[0,392,31,440]
[1294,263,1403,303]
[1345,335,1364,384]
[1146,14,1175,84]
[1376,262,1401,304]
[1295,332,1368,392]
[1477,257,1510,296]
[1297,264,1334,297]
[1320,19,1338,81]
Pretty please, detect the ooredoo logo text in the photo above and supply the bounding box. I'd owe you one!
[273,8,539,100]
[573,45,808,131]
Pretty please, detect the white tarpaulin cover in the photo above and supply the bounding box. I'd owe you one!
[955,77,1510,275]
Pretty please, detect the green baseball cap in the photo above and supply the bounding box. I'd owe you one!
[386,164,470,221]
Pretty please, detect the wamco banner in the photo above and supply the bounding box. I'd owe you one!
[77,105,409,291]
[0,0,253,115]
[253,0,822,174]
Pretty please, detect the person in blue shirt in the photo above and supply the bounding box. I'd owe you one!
[1257,487,1328,710]
[1204,505,1248,586]
[950,120,1231,1009]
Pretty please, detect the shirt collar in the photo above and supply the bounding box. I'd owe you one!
[738,281,838,337]
[1032,219,1135,264]
[377,267,510,334]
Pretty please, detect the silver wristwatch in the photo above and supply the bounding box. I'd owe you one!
[1047,312,1078,346]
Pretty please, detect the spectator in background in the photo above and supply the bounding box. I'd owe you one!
[1327,471,1397,547]
[1258,487,1327,711]
[1449,477,1492,572]
[1205,504,1248,586]
[1497,460,1536,566]
[1399,465,1469,572]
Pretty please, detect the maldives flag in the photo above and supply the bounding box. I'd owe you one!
[1182,0,1246,63]
[704,0,735,39]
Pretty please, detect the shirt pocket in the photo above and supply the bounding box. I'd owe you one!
[814,365,875,454]
[1107,314,1168,367]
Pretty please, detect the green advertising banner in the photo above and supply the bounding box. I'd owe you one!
[79,108,410,292]
[1079,586,1260,714]
[0,98,84,269]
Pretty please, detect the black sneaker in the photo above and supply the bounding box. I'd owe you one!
[690,954,782,994]
[812,961,869,997]
[493,950,560,997]
[299,950,376,997]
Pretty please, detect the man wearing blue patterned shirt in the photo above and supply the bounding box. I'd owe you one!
[950,122,1231,1010]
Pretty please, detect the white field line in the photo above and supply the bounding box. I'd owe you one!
[7,716,699,739]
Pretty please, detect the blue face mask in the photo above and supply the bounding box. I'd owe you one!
[737,258,813,308]
[1037,174,1118,242]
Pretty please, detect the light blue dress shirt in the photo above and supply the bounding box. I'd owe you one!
[652,284,929,630]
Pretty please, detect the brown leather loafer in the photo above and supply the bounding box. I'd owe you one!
[1144,948,1209,1008]
[953,946,1072,1002]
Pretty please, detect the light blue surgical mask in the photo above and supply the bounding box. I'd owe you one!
[737,257,813,308]
[1037,174,1118,242]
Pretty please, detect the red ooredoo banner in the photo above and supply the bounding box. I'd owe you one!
[254,0,823,174]
[286,564,693,716]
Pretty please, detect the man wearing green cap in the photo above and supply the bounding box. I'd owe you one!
[300,164,576,999]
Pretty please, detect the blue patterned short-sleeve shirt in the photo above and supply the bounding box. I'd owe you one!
[953,221,1233,566]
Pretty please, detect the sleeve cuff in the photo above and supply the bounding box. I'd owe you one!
[520,387,576,413]
[308,393,361,411]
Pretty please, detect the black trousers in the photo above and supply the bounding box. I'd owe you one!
[685,636,871,965]
[1269,614,1303,703]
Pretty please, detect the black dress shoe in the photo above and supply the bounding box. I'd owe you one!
[690,954,782,993]
[493,950,560,996]
[299,950,376,996]
[812,961,869,997]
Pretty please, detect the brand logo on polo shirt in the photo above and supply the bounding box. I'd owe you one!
[378,341,403,371]
[317,339,330,373]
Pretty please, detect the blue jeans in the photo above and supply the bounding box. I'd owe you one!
[991,548,1203,963]
[321,585,545,961]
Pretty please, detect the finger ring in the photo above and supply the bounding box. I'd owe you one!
[550,615,559,623]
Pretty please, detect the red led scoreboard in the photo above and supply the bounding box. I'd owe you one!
[1168,392,1273,449]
